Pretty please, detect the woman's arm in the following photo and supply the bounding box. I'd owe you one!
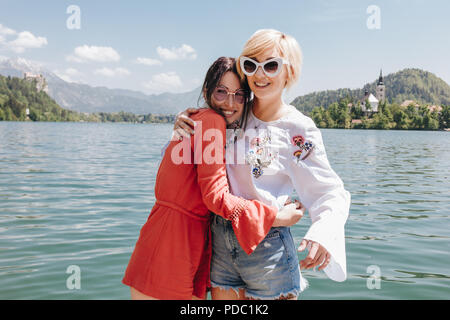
[286,118,351,282]
[173,108,199,139]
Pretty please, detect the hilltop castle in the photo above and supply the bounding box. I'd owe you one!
[361,69,385,115]
[23,72,48,93]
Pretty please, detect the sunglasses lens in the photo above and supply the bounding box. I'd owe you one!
[243,60,257,74]
[213,88,227,101]
[235,91,245,104]
[264,61,280,74]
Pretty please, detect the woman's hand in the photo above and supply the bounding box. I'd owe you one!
[298,240,331,271]
[272,200,305,227]
[173,108,199,140]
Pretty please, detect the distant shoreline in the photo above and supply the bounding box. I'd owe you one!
[1,119,449,132]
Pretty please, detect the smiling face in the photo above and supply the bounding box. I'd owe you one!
[210,71,245,124]
[246,47,288,102]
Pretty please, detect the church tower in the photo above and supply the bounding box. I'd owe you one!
[376,69,385,103]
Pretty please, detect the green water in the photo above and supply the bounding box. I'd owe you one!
[0,121,449,299]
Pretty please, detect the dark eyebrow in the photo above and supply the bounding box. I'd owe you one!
[217,84,229,90]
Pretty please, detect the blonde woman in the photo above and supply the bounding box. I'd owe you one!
[174,29,351,300]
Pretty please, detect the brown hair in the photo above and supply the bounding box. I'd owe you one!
[198,56,251,130]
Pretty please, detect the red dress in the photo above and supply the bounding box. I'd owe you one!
[122,109,277,299]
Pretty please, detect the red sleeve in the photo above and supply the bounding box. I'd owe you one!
[193,110,277,254]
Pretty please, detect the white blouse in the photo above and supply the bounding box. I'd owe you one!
[225,104,351,283]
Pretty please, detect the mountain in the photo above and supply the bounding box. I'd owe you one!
[0,73,77,122]
[3,58,447,117]
[291,68,450,114]
[0,57,201,115]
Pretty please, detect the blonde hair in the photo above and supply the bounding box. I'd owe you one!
[237,29,303,90]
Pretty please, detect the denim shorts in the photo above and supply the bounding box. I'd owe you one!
[210,215,308,300]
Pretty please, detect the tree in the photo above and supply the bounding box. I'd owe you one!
[29,107,41,121]
[327,102,340,122]
[411,114,423,129]
[405,105,417,118]
[381,101,393,121]
[3,106,14,120]
[371,112,390,129]
[351,103,363,119]
[311,107,324,127]
[0,93,8,106]
[393,109,408,129]
[8,97,26,119]
[323,111,335,128]
[423,113,439,130]
[335,99,351,128]
[439,105,449,129]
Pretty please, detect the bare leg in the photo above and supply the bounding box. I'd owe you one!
[211,287,246,300]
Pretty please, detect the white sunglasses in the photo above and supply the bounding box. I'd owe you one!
[240,56,290,77]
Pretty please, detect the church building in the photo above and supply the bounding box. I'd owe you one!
[361,69,385,115]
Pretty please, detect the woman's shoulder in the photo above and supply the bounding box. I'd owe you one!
[191,108,226,127]
[280,105,318,133]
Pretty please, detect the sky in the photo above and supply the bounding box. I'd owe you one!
[0,0,449,102]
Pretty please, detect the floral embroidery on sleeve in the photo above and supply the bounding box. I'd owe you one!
[292,134,314,162]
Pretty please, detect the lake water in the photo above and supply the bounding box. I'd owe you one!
[0,121,449,300]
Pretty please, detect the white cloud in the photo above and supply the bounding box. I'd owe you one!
[0,24,47,53]
[8,31,48,53]
[67,45,120,63]
[142,71,183,93]
[0,24,16,36]
[93,67,130,77]
[136,57,162,66]
[54,68,84,83]
[157,44,197,61]
[65,55,84,63]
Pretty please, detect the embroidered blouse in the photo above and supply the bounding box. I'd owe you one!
[225,105,351,282]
